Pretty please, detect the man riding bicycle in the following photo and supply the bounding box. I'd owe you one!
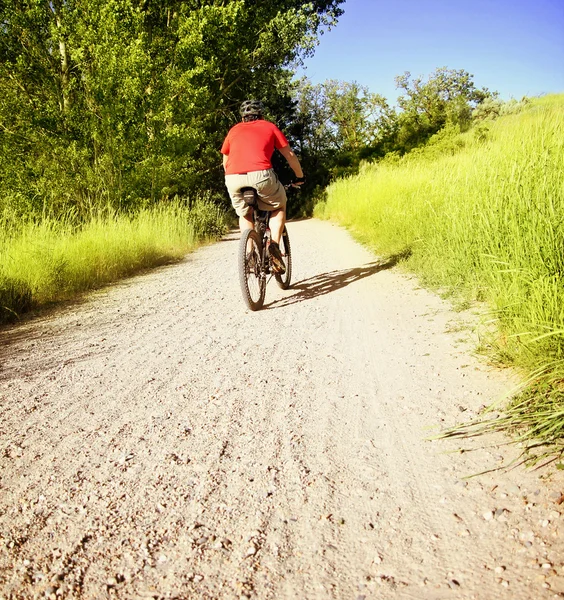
[221,100,305,273]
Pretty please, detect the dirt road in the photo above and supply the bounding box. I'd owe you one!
[1,219,562,599]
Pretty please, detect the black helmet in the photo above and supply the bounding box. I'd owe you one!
[240,99,263,119]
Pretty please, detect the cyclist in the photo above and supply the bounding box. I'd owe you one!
[221,100,305,273]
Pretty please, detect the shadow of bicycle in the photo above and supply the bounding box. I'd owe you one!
[266,249,411,309]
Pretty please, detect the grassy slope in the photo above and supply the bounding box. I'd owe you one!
[0,199,228,322]
[316,94,564,459]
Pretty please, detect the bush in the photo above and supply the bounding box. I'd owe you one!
[0,277,32,323]
[0,197,228,322]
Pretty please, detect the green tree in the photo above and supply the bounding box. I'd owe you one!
[290,77,398,184]
[0,0,344,220]
[394,67,496,151]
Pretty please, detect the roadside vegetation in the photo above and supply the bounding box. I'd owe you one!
[0,199,228,322]
[315,94,564,463]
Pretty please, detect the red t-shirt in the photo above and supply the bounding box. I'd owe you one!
[221,119,289,175]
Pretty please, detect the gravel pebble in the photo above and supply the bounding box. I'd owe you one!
[0,219,561,600]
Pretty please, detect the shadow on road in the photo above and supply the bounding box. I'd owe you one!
[266,249,411,309]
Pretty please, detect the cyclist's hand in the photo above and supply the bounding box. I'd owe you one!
[293,176,305,186]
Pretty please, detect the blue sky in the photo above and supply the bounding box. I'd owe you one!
[299,0,564,104]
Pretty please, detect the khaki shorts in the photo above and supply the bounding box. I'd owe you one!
[225,169,287,217]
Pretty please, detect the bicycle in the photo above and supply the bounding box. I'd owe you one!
[238,186,293,311]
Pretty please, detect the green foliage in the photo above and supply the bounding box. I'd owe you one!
[472,95,532,121]
[0,0,344,219]
[289,77,397,193]
[293,78,397,153]
[405,123,466,160]
[291,67,498,207]
[0,197,228,323]
[316,94,564,457]
[394,67,496,151]
[0,277,32,323]
[182,193,231,239]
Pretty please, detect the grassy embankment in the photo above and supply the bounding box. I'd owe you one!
[0,198,228,323]
[315,94,564,462]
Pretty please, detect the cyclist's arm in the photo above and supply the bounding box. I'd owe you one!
[278,145,304,180]
[222,153,228,171]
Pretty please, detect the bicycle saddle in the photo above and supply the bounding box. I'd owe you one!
[240,187,258,207]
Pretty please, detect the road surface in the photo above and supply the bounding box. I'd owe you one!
[0,219,562,599]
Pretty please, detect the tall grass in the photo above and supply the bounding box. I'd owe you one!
[0,198,228,322]
[316,94,564,461]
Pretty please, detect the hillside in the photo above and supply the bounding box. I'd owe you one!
[316,94,564,459]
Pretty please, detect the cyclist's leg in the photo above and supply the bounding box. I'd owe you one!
[239,212,254,233]
[225,174,254,232]
[268,209,285,244]
[253,170,287,243]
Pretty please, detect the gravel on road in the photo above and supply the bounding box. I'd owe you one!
[1,219,562,599]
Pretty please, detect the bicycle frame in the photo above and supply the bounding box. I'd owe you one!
[237,185,292,310]
[241,188,272,277]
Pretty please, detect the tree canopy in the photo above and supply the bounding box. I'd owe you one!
[289,67,497,188]
[0,0,344,219]
[1,2,502,222]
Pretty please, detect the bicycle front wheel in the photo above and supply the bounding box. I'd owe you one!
[274,226,292,289]
[238,229,266,311]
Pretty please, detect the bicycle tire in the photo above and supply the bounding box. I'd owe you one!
[238,229,266,311]
[274,226,292,289]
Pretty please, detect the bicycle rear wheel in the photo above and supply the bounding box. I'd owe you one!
[238,229,266,311]
[274,226,292,289]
